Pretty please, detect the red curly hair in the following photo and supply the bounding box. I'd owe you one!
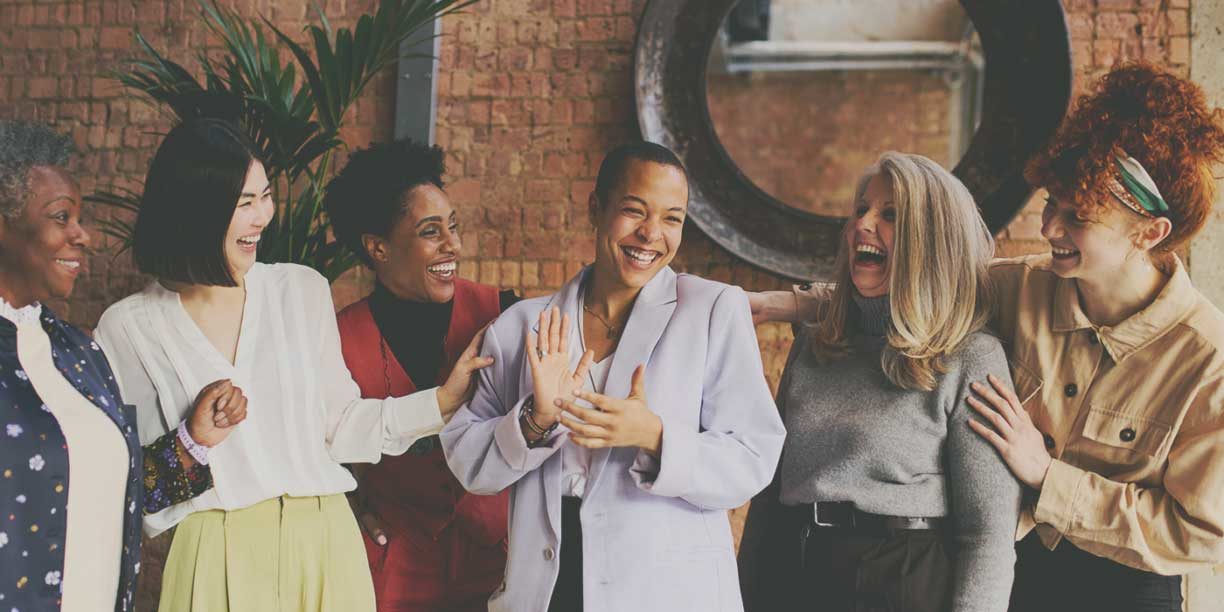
[1025,62,1224,255]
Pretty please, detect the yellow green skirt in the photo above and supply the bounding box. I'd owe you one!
[159,494,375,612]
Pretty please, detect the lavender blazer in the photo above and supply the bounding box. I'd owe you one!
[441,266,785,612]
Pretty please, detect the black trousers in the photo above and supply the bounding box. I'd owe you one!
[757,506,952,612]
[547,497,583,612]
[1010,533,1182,612]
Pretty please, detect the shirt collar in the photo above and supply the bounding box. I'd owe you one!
[1052,256,1197,361]
[0,296,43,327]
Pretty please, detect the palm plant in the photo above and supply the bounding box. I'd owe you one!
[91,0,474,280]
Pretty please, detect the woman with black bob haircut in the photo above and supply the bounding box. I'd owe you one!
[95,119,494,611]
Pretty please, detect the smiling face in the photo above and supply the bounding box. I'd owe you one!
[367,183,461,303]
[845,172,896,298]
[1040,190,1149,281]
[589,159,688,292]
[222,161,275,280]
[0,165,90,306]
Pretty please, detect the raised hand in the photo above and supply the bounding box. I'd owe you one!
[525,307,594,437]
[437,325,496,422]
[557,365,664,456]
[187,378,248,448]
[966,373,1053,489]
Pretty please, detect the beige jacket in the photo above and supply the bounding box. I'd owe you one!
[990,254,1224,574]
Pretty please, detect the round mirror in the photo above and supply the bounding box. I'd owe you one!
[635,0,1072,280]
[706,0,983,218]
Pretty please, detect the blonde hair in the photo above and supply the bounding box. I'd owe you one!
[808,152,995,391]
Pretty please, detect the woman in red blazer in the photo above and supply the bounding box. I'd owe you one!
[324,140,517,611]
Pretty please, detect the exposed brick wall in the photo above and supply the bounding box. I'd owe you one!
[0,0,1194,607]
[707,70,956,217]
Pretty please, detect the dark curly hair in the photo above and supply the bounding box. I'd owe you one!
[1025,62,1224,256]
[0,120,74,218]
[323,139,446,267]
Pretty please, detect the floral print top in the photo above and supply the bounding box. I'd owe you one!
[0,304,208,611]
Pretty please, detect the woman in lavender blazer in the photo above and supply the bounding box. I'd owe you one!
[441,142,785,612]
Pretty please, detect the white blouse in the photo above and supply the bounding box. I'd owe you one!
[94,263,444,536]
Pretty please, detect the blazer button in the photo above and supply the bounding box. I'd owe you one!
[543,547,555,561]
[1120,427,1136,442]
[1043,434,1055,450]
[1064,383,1078,397]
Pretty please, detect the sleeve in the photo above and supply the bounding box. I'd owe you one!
[945,339,1023,611]
[987,259,1025,347]
[441,320,565,495]
[93,311,217,514]
[309,271,444,463]
[627,287,787,510]
[1033,374,1224,574]
[141,429,214,515]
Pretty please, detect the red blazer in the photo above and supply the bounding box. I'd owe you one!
[336,279,508,547]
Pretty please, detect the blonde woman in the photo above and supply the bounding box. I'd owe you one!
[738,152,1021,612]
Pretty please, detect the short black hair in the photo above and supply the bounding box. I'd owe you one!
[594,141,687,206]
[324,139,446,267]
[133,119,260,287]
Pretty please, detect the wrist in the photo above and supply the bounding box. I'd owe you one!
[641,414,664,457]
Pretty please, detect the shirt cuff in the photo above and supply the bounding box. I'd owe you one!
[493,395,564,472]
[385,387,445,450]
[1033,458,1086,534]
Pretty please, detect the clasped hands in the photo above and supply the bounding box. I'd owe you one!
[523,307,663,456]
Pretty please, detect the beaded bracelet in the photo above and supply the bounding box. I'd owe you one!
[522,396,559,447]
[176,421,211,466]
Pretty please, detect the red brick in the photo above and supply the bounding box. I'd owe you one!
[27,77,58,99]
[1095,13,1141,39]
[99,27,130,50]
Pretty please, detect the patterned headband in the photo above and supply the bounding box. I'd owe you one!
[1106,153,1169,219]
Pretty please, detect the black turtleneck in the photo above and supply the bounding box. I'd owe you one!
[367,282,519,389]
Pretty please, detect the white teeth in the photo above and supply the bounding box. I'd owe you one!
[237,234,260,245]
[428,261,457,275]
[56,259,80,270]
[1051,246,1078,256]
[623,246,659,264]
[855,244,885,257]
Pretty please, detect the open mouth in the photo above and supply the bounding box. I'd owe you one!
[1050,245,1080,261]
[55,258,81,274]
[853,243,887,267]
[236,234,261,252]
[426,260,456,281]
[621,245,662,270]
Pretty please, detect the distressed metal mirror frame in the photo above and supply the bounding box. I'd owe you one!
[634,0,1073,280]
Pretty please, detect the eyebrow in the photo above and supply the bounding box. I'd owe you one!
[621,195,686,213]
[240,185,272,198]
[40,196,77,209]
[415,211,458,228]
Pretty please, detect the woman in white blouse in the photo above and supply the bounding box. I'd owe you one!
[95,119,492,611]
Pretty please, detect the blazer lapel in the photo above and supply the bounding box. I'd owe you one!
[585,267,678,495]
[519,268,588,539]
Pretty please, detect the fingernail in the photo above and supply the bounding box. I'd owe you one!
[378,535,387,546]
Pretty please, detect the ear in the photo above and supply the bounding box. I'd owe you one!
[361,233,389,265]
[1135,217,1173,251]
[588,192,600,228]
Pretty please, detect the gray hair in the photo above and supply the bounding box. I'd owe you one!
[0,120,74,218]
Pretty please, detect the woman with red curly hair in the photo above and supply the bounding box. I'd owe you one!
[963,62,1224,611]
[747,62,1224,611]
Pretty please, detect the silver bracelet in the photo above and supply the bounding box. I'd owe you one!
[176,421,210,466]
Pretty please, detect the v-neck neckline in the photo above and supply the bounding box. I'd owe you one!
[158,266,262,373]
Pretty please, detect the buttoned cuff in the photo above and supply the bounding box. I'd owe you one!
[631,417,696,497]
[493,395,564,472]
[1033,458,1087,534]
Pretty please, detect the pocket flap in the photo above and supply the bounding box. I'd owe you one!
[1081,408,1172,456]
[1008,359,1044,406]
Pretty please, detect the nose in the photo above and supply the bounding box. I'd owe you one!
[1041,208,1064,242]
[442,225,462,254]
[71,219,91,250]
[636,216,663,243]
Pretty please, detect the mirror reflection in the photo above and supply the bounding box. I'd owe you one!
[706,0,984,217]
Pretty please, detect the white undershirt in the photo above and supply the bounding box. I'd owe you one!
[560,295,613,498]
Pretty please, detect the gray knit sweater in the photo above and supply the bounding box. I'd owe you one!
[777,294,1021,612]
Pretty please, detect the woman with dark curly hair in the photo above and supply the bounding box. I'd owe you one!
[749,62,1224,612]
[324,139,516,612]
